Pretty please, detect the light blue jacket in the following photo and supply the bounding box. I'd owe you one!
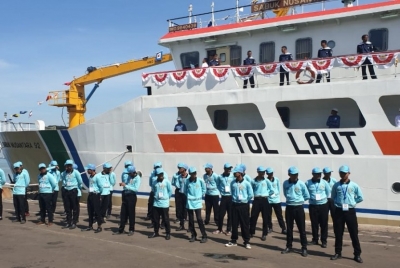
[152,179,172,208]
[171,172,181,189]
[0,169,6,189]
[61,170,82,191]
[283,179,310,206]
[121,168,129,184]
[184,177,206,209]
[203,172,220,196]
[88,174,102,194]
[38,173,57,194]
[97,172,115,195]
[267,177,281,204]
[149,171,169,188]
[109,172,116,191]
[243,174,252,184]
[49,169,61,191]
[124,174,141,192]
[305,179,331,205]
[251,177,275,197]
[331,180,364,208]
[231,179,254,203]
[324,177,337,198]
[217,172,234,196]
[177,173,189,193]
[13,171,30,195]
[78,188,82,197]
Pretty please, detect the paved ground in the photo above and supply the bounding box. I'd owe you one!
[0,200,399,268]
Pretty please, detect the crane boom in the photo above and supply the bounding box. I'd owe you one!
[48,53,173,129]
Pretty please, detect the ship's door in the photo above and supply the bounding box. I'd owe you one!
[216,46,230,65]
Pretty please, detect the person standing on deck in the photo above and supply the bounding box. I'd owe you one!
[316,40,333,83]
[202,58,209,67]
[243,50,256,89]
[106,164,117,219]
[322,167,338,232]
[12,162,30,224]
[203,163,220,226]
[48,161,61,214]
[214,163,234,235]
[0,168,6,220]
[266,167,287,234]
[36,163,57,226]
[61,160,82,230]
[172,162,186,224]
[82,164,103,233]
[357,34,377,80]
[176,163,189,231]
[326,108,340,128]
[209,54,220,66]
[279,46,293,86]
[174,117,187,131]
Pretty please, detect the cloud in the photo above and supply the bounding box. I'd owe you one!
[0,59,13,69]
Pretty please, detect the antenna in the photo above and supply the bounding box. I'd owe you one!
[188,4,193,23]
[236,0,240,23]
[211,2,215,26]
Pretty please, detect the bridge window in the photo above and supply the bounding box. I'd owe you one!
[260,42,275,63]
[379,95,400,127]
[180,51,199,69]
[295,38,312,60]
[277,107,290,128]
[149,107,198,131]
[207,103,265,131]
[369,28,388,51]
[230,46,242,66]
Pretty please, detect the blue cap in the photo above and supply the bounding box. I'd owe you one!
[240,164,247,171]
[154,162,162,168]
[16,161,23,166]
[124,161,133,167]
[339,165,350,173]
[47,165,57,170]
[103,163,112,169]
[155,168,164,175]
[189,167,197,174]
[85,164,96,171]
[73,164,78,169]
[224,163,232,169]
[233,166,244,173]
[13,162,20,168]
[38,163,46,169]
[323,167,332,173]
[204,163,213,169]
[177,162,186,169]
[50,160,58,166]
[288,166,299,175]
[266,167,274,174]
[127,166,136,173]
[257,166,266,172]
[64,159,74,166]
[312,167,322,174]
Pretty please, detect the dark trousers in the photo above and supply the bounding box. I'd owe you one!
[174,188,181,219]
[334,208,362,256]
[178,192,187,227]
[119,192,137,232]
[205,194,219,224]
[0,189,3,217]
[107,191,113,216]
[243,75,255,89]
[87,193,102,227]
[39,193,54,222]
[218,195,232,232]
[250,198,270,236]
[361,58,377,79]
[188,209,207,238]
[309,203,329,243]
[279,68,289,86]
[100,194,110,218]
[76,196,81,219]
[24,189,29,213]
[231,203,250,244]
[64,188,78,225]
[268,202,286,230]
[316,72,330,83]
[285,205,307,249]
[13,195,26,221]
[147,192,154,218]
[327,198,336,231]
[51,190,58,213]
[153,207,171,234]
[61,187,67,213]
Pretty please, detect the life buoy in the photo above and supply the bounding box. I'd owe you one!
[296,67,316,84]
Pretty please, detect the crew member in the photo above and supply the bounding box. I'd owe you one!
[281,166,310,257]
[316,40,333,83]
[106,164,116,219]
[61,160,82,229]
[146,162,159,223]
[279,46,293,86]
[73,164,81,223]
[214,163,234,235]
[148,168,172,240]
[184,167,207,243]
[305,167,331,248]
[202,58,209,67]
[225,165,254,249]
[12,162,30,224]
[330,165,364,263]
[357,34,377,80]
[48,161,61,214]
[209,54,220,66]
[326,108,340,128]
[37,163,57,226]
[172,162,185,223]
[266,167,287,234]
[114,165,141,236]
[176,163,189,231]
[120,160,133,219]
[0,168,6,220]
[243,50,256,89]
[250,166,274,241]
[99,163,115,222]
[174,117,187,131]
[17,161,30,217]
[203,163,220,225]
[82,164,103,233]
[322,167,337,231]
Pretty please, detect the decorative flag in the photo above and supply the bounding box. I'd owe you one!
[12,114,19,117]
[46,95,52,101]
[64,82,71,86]
[37,101,44,105]
[20,111,27,114]
[29,111,33,118]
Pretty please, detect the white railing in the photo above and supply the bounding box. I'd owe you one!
[0,121,37,132]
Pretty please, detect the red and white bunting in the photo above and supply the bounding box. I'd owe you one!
[231,66,254,80]
[189,68,208,81]
[255,63,280,77]
[170,71,188,84]
[152,73,169,86]
[142,73,150,83]
[309,59,335,74]
[336,55,366,68]
[368,52,399,69]
[282,61,306,72]
[210,67,230,82]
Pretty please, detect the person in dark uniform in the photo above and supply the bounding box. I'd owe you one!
[279,46,293,86]
[209,54,220,66]
[316,40,333,83]
[82,164,103,233]
[176,164,189,231]
[266,167,287,234]
[243,50,256,89]
[330,165,364,263]
[326,108,340,128]
[357,34,377,80]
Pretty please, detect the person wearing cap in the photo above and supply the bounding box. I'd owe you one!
[281,166,310,257]
[147,162,169,228]
[305,167,331,248]
[266,167,287,234]
[326,108,340,128]
[37,163,57,226]
[250,166,275,241]
[148,168,172,240]
[12,162,30,224]
[106,164,117,219]
[48,161,61,214]
[322,167,338,231]
[184,167,207,243]
[61,160,82,229]
[173,117,187,131]
[82,164,103,233]
[98,163,115,222]
[176,163,189,231]
[172,162,186,224]
[17,161,30,217]
[119,161,133,220]
[225,165,254,249]
[395,108,400,127]
[238,164,252,228]
[330,165,364,263]
[73,164,82,223]
[114,165,141,236]
[0,168,6,220]
[203,163,220,226]
[214,163,234,235]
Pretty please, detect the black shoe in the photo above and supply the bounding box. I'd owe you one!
[148,233,159,238]
[330,253,342,260]
[321,243,327,248]
[176,226,185,231]
[354,256,363,263]
[250,234,253,238]
[200,237,207,243]
[147,224,154,229]
[94,227,102,233]
[112,231,124,235]
[69,224,76,230]
[160,225,165,230]
[20,220,26,224]
[281,229,287,234]
[261,235,267,241]
[62,224,71,229]
[174,219,180,224]
[106,215,111,219]
[0,216,2,220]
[287,82,290,85]
[281,248,292,254]
[82,227,93,232]
[301,249,308,257]
[189,236,196,242]
[128,231,134,236]
[204,221,209,225]
[165,234,171,240]
[268,228,272,234]
[144,216,151,221]
[308,240,318,245]
[12,219,20,223]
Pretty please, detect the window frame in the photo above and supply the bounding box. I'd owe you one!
[213,110,228,130]
[230,45,242,66]
[180,51,200,69]
[295,37,313,60]
[368,28,389,52]
[277,107,290,128]
[259,41,275,63]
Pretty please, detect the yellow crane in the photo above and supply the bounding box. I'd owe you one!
[48,53,173,128]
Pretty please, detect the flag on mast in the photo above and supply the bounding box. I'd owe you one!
[29,111,33,118]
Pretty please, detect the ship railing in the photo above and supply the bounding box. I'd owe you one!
[0,121,37,132]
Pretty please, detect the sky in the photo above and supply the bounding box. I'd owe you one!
[0,0,384,130]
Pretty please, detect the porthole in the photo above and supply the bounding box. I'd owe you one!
[391,182,400,193]
[327,40,336,49]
